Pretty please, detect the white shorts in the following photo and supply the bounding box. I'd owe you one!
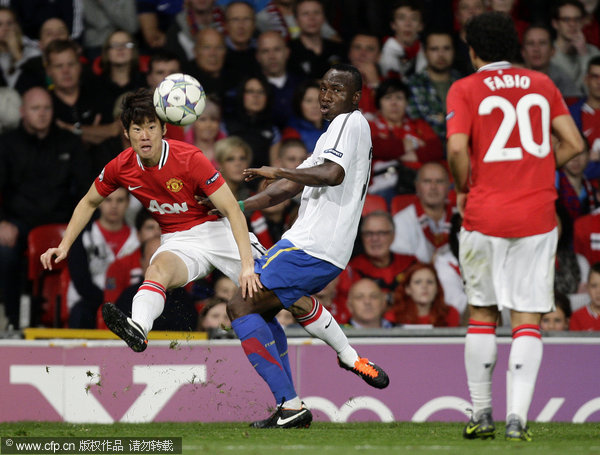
[459,227,557,313]
[150,218,265,285]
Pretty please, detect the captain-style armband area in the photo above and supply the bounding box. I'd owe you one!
[238,200,245,212]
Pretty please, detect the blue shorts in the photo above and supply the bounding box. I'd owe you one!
[254,239,342,308]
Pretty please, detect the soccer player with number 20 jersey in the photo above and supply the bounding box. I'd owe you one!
[447,12,584,441]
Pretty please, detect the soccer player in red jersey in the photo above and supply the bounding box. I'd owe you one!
[40,88,262,350]
[446,12,584,441]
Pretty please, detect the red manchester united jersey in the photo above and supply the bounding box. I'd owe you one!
[95,139,226,233]
[446,62,569,237]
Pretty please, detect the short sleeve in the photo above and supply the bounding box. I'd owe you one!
[188,150,226,196]
[318,112,362,173]
[446,81,472,138]
[94,158,121,197]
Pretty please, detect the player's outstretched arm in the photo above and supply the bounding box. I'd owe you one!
[208,184,262,298]
[552,114,586,168]
[244,160,344,188]
[40,183,105,270]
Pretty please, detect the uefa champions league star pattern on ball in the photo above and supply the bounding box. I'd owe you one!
[153,73,206,126]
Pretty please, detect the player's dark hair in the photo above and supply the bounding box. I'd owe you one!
[551,0,586,20]
[588,55,600,72]
[374,78,410,110]
[553,291,572,319]
[148,49,181,74]
[329,63,362,93]
[44,38,80,65]
[466,11,519,63]
[120,88,164,130]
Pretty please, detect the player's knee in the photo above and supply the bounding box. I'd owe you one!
[226,293,248,321]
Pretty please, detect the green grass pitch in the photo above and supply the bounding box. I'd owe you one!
[2,422,600,455]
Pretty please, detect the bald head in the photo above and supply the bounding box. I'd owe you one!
[21,87,53,138]
[194,28,226,74]
[256,31,289,77]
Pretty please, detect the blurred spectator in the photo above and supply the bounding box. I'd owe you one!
[551,0,600,94]
[184,95,226,166]
[0,7,41,93]
[274,137,308,168]
[521,25,583,99]
[488,0,529,40]
[281,79,327,154]
[556,141,599,221]
[386,262,460,327]
[574,207,600,266]
[212,274,237,301]
[452,0,485,76]
[0,86,20,132]
[82,0,139,60]
[68,187,140,328]
[336,210,417,323]
[115,235,198,331]
[369,78,443,202]
[249,186,298,248]
[255,30,302,130]
[582,0,600,47]
[570,262,600,330]
[137,0,183,50]
[347,278,394,328]
[433,212,467,316]
[18,18,71,93]
[104,207,161,307]
[45,39,119,148]
[96,30,146,110]
[0,86,88,329]
[391,162,454,263]
[275,308,297,327]
[198,297,230,330]
[287,0,344,79]
[555,202,588,296]
[262,0,339,41]
[7,0,83,41]
[224,74,280,167]
[165,0,225,62]
[347,32,382,116]
[214,135,253,200]
[569,56,600,178]
[145,49,185,141]
[185,28,228,100]
[407,29,462,146]
[378,0,426,80]
[541,290,572,331]
[222,1,260,89]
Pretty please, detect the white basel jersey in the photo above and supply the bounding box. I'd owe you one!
[283,110,372,269]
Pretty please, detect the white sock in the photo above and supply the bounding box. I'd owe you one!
[507,325,543,426]
[282,396,302,409]
[464,320,497,418]
[131,280,166,335]
[296,297,359,367]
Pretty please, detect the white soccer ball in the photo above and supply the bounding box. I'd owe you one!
[153,73,206,126]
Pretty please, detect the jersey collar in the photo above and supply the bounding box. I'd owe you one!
[478,61,512,72]
[136,140,170,170]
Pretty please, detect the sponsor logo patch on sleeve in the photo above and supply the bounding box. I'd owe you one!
[446,111,455,121]
[324,148,343,158]
[99,167,105,182]
[206,171,220,185]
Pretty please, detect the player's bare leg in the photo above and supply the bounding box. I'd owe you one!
[103,251,188,352]
[505,310,541,441]
[463,305,498,439]
[290,296,389,389]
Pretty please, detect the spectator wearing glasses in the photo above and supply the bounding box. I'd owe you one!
[551,0,600,93]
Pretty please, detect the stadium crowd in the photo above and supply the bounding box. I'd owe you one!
[1,0,600,333]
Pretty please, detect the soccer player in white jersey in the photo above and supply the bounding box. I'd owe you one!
[446,12,583,441]
[224,64,389,429]
[40,89,262,350]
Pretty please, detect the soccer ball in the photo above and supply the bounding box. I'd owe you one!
[153,73,206,126]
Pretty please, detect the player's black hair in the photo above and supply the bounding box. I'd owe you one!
[588,55,600,72]
[120,88,164,130]
[465,11,519,64]
[374,78,410,110]
[551,0,586,20]
[553,291,573,319]
[329,63,362,93]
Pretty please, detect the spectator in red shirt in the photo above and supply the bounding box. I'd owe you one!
[570,262,600,330]
[386,262,460,327]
